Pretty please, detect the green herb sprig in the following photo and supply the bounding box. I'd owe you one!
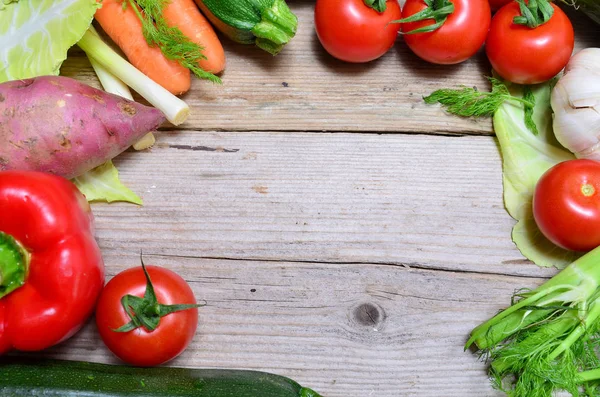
[424,77,539,135]
[127,0,221,84]
[393,0,455,34]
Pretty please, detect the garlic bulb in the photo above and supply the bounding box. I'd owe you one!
[551,48,600,159]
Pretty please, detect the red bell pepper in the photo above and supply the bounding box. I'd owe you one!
[0,171,105,353]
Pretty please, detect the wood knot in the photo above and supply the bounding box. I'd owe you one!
[351,302,385,330]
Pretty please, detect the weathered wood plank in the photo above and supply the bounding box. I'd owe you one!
[44,253,542,397]
[89,131,557,279]
[61,1,600,134]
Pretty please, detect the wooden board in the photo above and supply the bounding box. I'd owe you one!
[93,131,555,279]
[46,254,544,397]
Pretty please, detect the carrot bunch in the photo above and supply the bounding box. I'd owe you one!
[95,0,225,95]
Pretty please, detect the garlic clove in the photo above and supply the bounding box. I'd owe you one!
[551,48,600,160]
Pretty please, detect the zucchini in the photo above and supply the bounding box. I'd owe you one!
[193,0,297,55]
[0,357,323,397]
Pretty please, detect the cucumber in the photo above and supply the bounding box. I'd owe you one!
[0,357,323,397]
[193,0,297,55]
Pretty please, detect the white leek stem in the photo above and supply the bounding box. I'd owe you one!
[77,29,189,126]
[87,27,155,150]
[89,56,135,100]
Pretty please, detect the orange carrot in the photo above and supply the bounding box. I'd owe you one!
[94,0,192,95]
[161,0,226,74]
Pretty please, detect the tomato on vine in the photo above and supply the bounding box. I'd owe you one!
[486,0,574,84]
[399,0,491,65]
[314,0,402,63]
[95,259,203,367]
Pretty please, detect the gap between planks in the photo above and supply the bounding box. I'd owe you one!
[144,252,550,281]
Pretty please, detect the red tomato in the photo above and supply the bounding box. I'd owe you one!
[488,0,512,11]
[486,2,574,84]
[314,0,402,63]
[401,0,491,65]
[95,265,199,367]
[533,160,600,252]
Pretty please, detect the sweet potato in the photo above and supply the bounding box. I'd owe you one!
[0,76,165,179]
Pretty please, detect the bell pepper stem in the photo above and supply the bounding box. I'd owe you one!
[0,232,29,299]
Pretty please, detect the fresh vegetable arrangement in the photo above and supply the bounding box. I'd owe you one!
[1,0,600,395]
[419,12,600,397]
[93,0,223,94]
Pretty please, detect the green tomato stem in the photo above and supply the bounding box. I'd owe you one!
[363,0,387,12]
[393,0,455,34]
[0,231,29,300]
[513,0,555,28]
[113,256,204,333]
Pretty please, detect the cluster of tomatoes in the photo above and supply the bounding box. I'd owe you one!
[314,0,575,84]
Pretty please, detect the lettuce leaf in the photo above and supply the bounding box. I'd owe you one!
[0,0,98,81]
[494,82,579,269]
[73,161,143,205]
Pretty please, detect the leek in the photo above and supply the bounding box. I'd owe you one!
[468,245,600,396]
[77,29,189,126]
[86,27,156,150]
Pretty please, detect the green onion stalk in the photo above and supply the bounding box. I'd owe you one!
[467,246,600,396]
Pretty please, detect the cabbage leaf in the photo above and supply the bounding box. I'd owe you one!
[495,82,579,269]
[0,0,99,81]
[73,161,143,205]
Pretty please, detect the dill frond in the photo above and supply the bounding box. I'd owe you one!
[128,0,221,84]
[423,77,538,134]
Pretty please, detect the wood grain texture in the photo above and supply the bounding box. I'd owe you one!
[43,253,544,397]
[61,1,600,134]
[88,131,556,279]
